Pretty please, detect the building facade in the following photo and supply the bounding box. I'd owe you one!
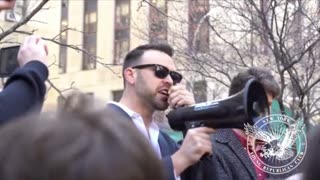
[2,0,319,124]
[0,0,153,110]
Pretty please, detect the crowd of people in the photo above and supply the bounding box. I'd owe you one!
[0,0,319,180]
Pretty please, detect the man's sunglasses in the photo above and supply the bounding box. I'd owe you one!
[132,64,183,84]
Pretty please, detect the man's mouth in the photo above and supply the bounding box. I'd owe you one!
[159,89,169,97]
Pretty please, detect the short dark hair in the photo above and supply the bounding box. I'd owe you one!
[122,43,174,73]
[0,92,165,180]
[229,67,280,97]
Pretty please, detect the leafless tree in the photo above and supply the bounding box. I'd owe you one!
[136,0,320,125]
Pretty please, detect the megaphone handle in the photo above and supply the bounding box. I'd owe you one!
[201,153,213,160]
[185,121,213,160]
[186,121,204,129]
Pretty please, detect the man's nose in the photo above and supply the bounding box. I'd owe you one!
[163,74,174,85]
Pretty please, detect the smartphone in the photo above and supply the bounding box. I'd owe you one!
[0,45,20,78]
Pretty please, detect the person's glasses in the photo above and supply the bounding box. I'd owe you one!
[132,64,183,84]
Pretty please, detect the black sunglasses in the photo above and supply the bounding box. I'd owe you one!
[132,64,183,84]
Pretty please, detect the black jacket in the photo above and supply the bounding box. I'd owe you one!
[0,61,48,124]
[207,129,296,180]
[106,103,181,180]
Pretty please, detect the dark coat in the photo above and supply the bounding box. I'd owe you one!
[208,128,296,180]
[0,61,48,124]
[106,103,179,180]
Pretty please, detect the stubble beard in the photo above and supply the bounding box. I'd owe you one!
[153,96,169,111]
[136,74,169,111]
[144,92,168,111]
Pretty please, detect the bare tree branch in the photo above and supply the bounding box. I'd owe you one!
[0,0,49,41]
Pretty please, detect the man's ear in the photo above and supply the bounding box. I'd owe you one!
[123,68,136,85]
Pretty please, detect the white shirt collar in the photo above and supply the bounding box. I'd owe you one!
[108,101,161,157]
[109,101,140,118]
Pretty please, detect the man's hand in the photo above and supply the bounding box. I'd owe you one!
[0,0,15,10]
[168,83,195,109]
[18,35,48,67]
[171,127,214,176]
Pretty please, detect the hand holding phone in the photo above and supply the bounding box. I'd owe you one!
[0,45,19,77]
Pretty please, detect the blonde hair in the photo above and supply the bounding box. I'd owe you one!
[0,91,165,180]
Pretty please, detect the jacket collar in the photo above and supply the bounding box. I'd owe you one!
[214,129,257,179]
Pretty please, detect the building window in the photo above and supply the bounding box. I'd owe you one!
[82,0,97,70]
[193,80,207,103]
[149,0,167,43]
[5,0,27,22]
[59,0,68,74]
[114,0,130,64]
[188,0,209,53]
[112,90,123,102]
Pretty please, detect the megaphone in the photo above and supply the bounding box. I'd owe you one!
[167,79,269,131]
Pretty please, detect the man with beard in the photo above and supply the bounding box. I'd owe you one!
[107,44,214,180]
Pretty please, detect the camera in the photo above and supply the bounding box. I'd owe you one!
[0,45,20,78]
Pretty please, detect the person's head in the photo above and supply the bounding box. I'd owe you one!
[229,67,280,106]
[0,0,15,11]
[0,92,165,180]
[121,43,182,110]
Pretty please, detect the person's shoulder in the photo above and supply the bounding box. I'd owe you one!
[159,130,175,142]
[159,130,178,148]
[212,128,235,141]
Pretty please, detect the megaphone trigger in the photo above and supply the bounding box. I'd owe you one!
[185,121,205,129]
